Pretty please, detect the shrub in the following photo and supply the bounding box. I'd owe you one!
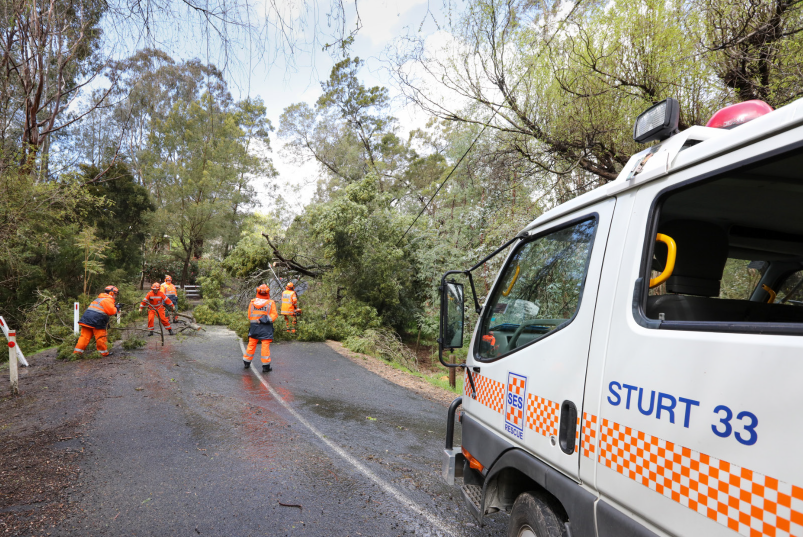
[343,328,418,370]
[193,304,239,325]
[122,336,147,350]
[226,316,250,342]
[56,333,100,360]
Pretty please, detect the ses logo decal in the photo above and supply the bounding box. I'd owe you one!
[504,372,527,440]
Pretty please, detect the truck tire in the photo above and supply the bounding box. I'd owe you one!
[507,491,566,537]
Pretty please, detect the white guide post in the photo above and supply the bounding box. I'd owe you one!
[74,302,79,334]
[8,330,18,395]
[0,316,27,367]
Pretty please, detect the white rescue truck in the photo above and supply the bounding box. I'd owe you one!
[439,98,803,537]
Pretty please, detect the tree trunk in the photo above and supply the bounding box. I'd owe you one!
[181,251,192,288]
[415,326,421,365]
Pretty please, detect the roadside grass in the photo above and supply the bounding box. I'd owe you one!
[361,351,464,395]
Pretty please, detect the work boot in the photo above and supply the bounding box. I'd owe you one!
[243,360,251,369]
[262,364,271,373]
[148,332,154,337]
[168,329,174,335]
[103,352,114,358]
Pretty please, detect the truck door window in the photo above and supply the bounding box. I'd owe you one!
[640,147,803,332]
[777,270,803,305]
[477,217,597,360]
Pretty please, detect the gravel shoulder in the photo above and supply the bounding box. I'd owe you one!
[0,345,129,535]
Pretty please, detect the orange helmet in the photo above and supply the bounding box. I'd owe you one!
[256,284,270,297]
[165,275,172,283]
[286,282,294,290]
[104,285,119,296]
[151,282,161,291]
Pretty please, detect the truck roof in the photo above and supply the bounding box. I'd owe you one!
[523,98,803,233]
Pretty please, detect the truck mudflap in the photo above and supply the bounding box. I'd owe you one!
[441,396,464,485]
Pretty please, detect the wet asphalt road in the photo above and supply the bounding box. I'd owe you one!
[52,327,508,536]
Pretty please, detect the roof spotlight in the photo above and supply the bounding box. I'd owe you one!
[633,98,680,144]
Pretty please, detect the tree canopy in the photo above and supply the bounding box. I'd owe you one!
[3,0,803,355]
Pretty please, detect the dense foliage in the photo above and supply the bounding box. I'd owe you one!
[2,0,802,363]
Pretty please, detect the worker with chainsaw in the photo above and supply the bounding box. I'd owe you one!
[160,275,180,323]
[140,282,174,336]
[281,282,300,333]
[244,284,278,372]
[74,285,119,357]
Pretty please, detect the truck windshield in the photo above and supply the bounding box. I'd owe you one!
[477,218,597,360]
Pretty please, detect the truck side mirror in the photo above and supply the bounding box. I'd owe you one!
[441,281,465,349]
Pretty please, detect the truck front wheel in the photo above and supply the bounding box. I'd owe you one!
[507,491,566,537]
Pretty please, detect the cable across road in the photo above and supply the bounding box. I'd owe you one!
[393,7,579,248]
[395,117,495,247]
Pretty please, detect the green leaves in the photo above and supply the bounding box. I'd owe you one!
[142,91,273,283]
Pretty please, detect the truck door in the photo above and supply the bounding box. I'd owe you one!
[593,145,803,536]
[464,198,615,479]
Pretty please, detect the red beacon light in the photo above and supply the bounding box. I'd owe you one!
[705,100,773,129]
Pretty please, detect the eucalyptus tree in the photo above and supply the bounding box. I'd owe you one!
[279,57,420,201]
[0,0,108,172]
[390,0,803,201]
[142,92,275,285]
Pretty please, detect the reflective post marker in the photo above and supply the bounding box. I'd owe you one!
[74,302,79,334]
[0,316,27,367]
[8,331,17,395]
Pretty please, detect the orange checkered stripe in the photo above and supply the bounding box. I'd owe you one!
[525,394,560,437]
[598,418,803,537]
[463,372,504,414]
[581,412,598,459]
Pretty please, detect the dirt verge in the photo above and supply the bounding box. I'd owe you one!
[0,346,128,535]
[324,340,462,407]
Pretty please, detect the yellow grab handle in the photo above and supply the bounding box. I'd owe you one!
[502,265,521,296]
[649,233,677,289]
[762,284,776,304]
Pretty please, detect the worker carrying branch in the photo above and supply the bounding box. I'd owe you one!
[281,282,300,333]
[244,284,278,372]
[160,275,179,323]
[140,282,174,336]
[74,285,118,357]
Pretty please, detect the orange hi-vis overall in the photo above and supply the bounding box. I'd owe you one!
[75,293,117,356]
[244,297,278,364]
[281,289,298,333]
[141,291,173,332]
[160,282,179,321]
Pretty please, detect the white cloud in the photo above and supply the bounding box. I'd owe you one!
[358,0,430,45]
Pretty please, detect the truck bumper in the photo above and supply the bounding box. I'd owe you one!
[442,395,464,485]
[441,447,464,485]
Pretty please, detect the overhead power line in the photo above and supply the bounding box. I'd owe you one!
[395,117,495,247]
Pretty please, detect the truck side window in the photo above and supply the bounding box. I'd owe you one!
[477,218,597,360]
[642,147,803,330]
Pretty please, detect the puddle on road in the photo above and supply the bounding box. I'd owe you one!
[297,394,444,438]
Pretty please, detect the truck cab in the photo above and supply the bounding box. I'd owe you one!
[440,98,803,537]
